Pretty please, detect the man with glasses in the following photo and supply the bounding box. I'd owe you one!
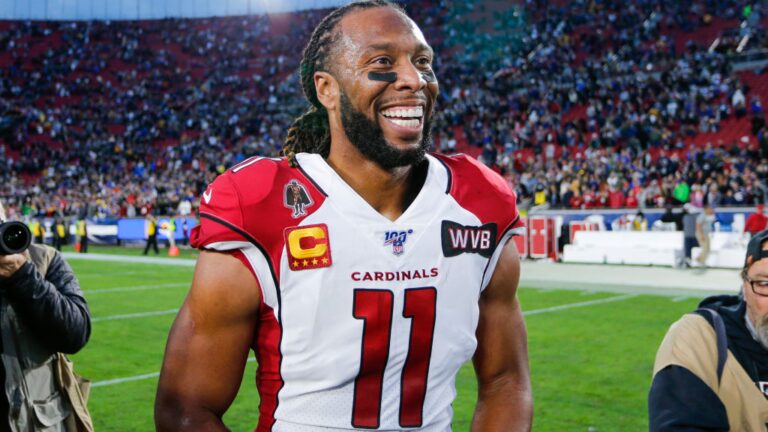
[648,229,768,430]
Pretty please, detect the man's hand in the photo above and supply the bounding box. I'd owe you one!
[0,250,29,279]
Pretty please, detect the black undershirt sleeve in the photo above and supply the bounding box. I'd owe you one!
[648,365,729,432]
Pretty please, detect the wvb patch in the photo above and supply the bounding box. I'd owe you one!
[441,221,497,258]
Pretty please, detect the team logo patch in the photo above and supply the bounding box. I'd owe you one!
[285,224,332,271]
[441,220,497,258]
[383,229,413,256]
[284,180,314,218]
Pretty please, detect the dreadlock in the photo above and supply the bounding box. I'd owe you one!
[282,0,405,166]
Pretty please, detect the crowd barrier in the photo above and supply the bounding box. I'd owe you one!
[512,207,756,269]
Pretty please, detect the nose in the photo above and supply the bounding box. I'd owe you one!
[393,61,427,93]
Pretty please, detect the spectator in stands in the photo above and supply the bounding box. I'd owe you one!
[745,204,768,237]
[632,210,648,231]
[695,204,717,267]
[649,229,768,430]
[0,0,767,218]
[660,204,683,231]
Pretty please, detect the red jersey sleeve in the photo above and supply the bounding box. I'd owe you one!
[190,173,250,249]
[435,153,523,243]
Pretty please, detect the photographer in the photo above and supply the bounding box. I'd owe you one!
[0,201,92,431]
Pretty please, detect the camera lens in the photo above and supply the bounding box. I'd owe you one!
[0,221,31,255]
[3,225,27,251]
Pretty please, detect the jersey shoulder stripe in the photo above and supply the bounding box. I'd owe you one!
[432,153,522,240]
[191,156,326,278]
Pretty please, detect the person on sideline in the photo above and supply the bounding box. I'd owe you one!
[649,229,768,430]
[0,200,92,431]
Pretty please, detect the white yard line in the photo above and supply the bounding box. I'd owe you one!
[672,296,692,302]
[92,309,179,322]
[86,283,189,294]
[93,358,257,388]
[91,294,635,388]
[92,372,160,388]
[62,252,196,267]
[523,294,638,316]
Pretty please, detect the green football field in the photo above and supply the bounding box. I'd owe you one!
[67,250,702,431]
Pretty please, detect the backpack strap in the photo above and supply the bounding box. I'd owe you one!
[695,308,728,384]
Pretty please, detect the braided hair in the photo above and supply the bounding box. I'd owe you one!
[282,0,405,166]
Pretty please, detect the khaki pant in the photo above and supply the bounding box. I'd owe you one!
[696,233,711,265]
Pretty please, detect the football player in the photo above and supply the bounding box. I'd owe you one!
[155,1,532,430]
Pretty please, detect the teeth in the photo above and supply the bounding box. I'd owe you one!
[388,118,420,128]
[382,106,423,118]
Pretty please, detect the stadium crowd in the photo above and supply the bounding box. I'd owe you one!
[0,0,767,221]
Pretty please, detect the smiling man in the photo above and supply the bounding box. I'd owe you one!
[649,229,768,430]
[155,2,532,431]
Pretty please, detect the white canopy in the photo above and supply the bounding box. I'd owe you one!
[0,0,350,20]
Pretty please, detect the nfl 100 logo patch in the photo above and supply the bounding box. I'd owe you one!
[383,229,413,256]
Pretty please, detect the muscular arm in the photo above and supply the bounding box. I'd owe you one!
[155,250,261,431]
[471,240,533,431]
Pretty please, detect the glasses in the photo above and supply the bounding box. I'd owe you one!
[746,278,768,297]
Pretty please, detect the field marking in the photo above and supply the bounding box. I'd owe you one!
[90,295,636,388]
[79,271,146,277]
[85,283,189,294]
[92,372,160,388]
[92,309,179,322]
[93,358,257,388]
[62,252,196,267]
[523,294,638,316]
[672,296,691,302]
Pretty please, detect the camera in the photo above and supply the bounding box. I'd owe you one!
[0,221,31,255]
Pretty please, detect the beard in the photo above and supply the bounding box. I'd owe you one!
[755,315,768,351]
[339,89,432,170]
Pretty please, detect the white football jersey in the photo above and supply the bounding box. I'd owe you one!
[191,152,521,431]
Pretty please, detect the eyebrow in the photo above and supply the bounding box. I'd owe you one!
[362,42,434,57]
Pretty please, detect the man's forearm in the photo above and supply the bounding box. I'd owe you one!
[471,375,533,432]
[155,398,231,432]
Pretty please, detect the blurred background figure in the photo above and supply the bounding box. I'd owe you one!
[745,204,768,238]
[696,205,717,267]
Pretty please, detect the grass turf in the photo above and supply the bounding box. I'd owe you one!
[67,255,702,431]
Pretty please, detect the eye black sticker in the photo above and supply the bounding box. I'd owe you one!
[420,70,436,83]
[368,71,397,82]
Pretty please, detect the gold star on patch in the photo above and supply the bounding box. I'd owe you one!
[292,261,299,268]
[322,258,329,264]
[303,260,309,266]
[312,258,319,265]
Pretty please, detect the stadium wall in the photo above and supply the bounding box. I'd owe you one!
[0,0,348,20]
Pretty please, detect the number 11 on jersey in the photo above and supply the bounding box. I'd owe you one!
[352,287,437,429]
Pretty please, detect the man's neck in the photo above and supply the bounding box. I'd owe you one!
[325,150,426,222]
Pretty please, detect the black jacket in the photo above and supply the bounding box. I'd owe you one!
[648,295,768,431]
[0,253,90,354]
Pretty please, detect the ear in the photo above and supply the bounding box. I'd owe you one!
[314,71,339,112]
